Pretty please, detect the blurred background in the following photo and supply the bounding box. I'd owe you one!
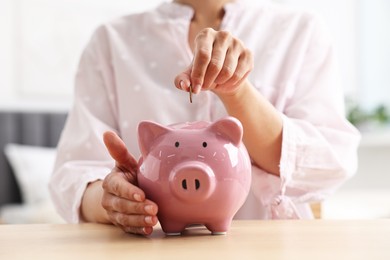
[0,0,389,222]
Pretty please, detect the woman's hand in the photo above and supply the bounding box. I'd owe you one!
[175,28,253,96]
[102,131,159,235]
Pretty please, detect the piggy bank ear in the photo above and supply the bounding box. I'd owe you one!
[137,121,170,156]
[208,117,243,146]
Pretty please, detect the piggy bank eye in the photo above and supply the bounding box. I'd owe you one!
[202,142,207,148]
[175,141,180,148]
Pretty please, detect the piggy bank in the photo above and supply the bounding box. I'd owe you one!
[137,116,251,235]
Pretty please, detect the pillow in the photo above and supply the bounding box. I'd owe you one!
[4,143,57,205]
[2,143,65,223]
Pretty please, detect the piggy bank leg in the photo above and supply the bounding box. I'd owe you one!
[205,219,232,235]
[160,220,187,236]
[165,232,181,236]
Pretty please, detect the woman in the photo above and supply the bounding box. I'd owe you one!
[49,0,361,235]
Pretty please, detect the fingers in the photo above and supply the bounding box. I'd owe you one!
[102,171,159,236]
[191,28,215,93]
[217,50,253,88]
[202,31,231,90]
[174,28,253,96]
[102,176,158,215]
[102,170,143,200]
[109,210,158,228]
[174,65,192,92]
[103,194,158,227]
[103,196,157,219]
[118,224,155,236]
[214,44,240,85]
[108,210,158,236]
[103,131,138,173]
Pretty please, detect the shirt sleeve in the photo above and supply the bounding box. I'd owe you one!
[49,26,119,223]
[251,15,361,218]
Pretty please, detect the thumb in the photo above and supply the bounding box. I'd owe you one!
[103,131,138,173]
[174,65,192,92]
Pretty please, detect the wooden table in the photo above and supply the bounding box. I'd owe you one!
[1,220,389,259]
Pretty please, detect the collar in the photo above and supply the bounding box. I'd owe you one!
[157,1,246,21]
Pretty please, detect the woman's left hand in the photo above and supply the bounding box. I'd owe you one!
[174,28,253,96]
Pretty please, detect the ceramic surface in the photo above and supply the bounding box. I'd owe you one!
[137,116,252,235]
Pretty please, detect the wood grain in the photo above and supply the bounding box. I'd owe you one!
[0,220,389,260]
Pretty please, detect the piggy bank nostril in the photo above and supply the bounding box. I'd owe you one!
[195,179,200,190]
[182,179,187,190]
[181,178,201,190]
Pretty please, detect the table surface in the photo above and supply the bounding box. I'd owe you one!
[1,220,389,260]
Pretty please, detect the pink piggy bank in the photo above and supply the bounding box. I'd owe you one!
[137,116,251,235]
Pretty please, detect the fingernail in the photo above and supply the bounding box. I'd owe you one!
[180,80,186,90]
[194,84,202,94]
[143,227,153,235]
[144,205,155,215]
[133,193,142,202]
[145,216,153,224]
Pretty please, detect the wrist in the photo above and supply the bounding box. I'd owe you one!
[216,79,254,113]
[81,180,110,224]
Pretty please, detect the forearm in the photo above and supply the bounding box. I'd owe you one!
[217,80,283,176]
[81,180,110,223]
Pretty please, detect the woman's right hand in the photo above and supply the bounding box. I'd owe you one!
[102,131,159,235]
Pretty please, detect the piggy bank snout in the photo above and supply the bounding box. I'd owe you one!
[169,162,216,203]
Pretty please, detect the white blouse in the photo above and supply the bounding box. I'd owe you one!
[49,1,361,223]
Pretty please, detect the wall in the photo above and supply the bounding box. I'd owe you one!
[0,0,167,110]
[0,0,15,101]
[358,0,390,110]
[280,0,358,98]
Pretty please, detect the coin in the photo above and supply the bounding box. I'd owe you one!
[189,85,193,103]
